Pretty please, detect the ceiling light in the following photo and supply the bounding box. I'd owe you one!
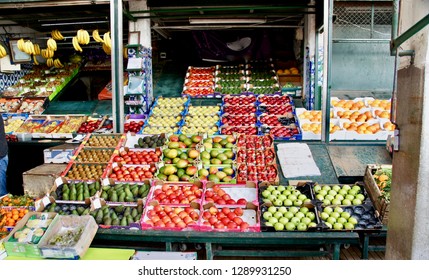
[189,18,267,25]
[41,20,109,27]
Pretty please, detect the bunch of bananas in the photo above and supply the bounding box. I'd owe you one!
[72,36,82,52]
[53,58,64,68]
[46,58,54,67]
[33,55,39,65]
[77,29,90,45]
[17,38,25,52]
[23,40,36,55]
[33,43,41,55]
[51,29,65,41]
[103,31,111,48]
[0,44,7,58]
[92,29,104,43]
[102,43,111,55]
[47,38,57,51]
[41,48,55,59]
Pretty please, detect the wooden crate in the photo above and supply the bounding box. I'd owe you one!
[363,164,391,225]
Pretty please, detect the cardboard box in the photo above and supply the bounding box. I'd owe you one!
[38,215,98,259]
[43,143,79,164]
[4,212,57,258]
[23,163,68,199]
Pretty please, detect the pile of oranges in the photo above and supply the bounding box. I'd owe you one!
[0,208,29,227]
[0,194,33,207]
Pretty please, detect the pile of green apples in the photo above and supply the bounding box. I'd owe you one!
[313,184,365,206]
[201,149,235,165]
[319,206,358,230]
[261,185,311,207]
[262,206,318,231]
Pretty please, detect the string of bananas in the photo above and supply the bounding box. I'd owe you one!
[123,47,128,59]
[41,48,54,59]
[17,38,25,52]
[23,40,36,55]
[102,42,111,55]
[33,55,39,65]
[103,32,111,48]
[0,44,7,58]
[53,58,64,68]
[77,29,90,45]
[46,58,54,67]
[72,36,83,52]
[33,43,41,56]
[92,29,104,43]
[51,29,65,41]
[47,38,57,51]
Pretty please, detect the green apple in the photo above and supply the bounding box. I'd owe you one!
[308,222,317,228]
[273,199,283,206]
[327,217,337,225]
[277,194,287,202]
[348,217,358,225]
[297,223,307,231]
[300,207,309,214]
[278,217,289,225]
[274,222,285,231]
[313,185,322,193]
[268,217,278,224]
[273,212,284,220]
[348,189,358,196]
[328,190,337,197]
[284,212,294,220]
[342,185,351,191]
[263,211,273,220]
[340,212,351,219]
[306,212,316,221]
[332,185,341,192]
[283,199,293,206]
[277,185,286,192]
[338,189,348,196]
[345,194,355,201]
[262,190,271,198]
[295,212,305,220]
[322,185,331,192]
[278,206,287,214]
[331,199,342,205]
[333,223,344,230]
[298,194,307,201]
[301,217,312,225]
[352,198,362,205]
[288,194,297,201]
[344,222,355,230]
[290,217,301,225]
[330,212,340,219]
[325,194,335,202]
[265,222,273,227]
[318,189,328,196]
[285,222,296,231]
[325,222,333,229]
[289,206,299,214]
[271,190,281,196]
[323,207,333,214]
[293,200,303,207]
[337,217,347,224]
[282,190,292,196]
[342,199,352,206]
[334,206,344,213]
[320,212,330,221]
[267,185,276,192]
[352,185,361,192]
[356,194,365,201]
[268,206,277,214]
[335,194,344,201]
[286,185,295,191]
[316,194,325,201]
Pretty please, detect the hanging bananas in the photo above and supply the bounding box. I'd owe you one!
[72,36,83,52]
[23,40,35,55]
[53,58,64,68]
[46,58,54,67]
[47,38,57,51]
[92,29,104,43]
[51,29,65,41]
[33,43,41,56]
[123,47,128,59]
[103,32,111,48]
[41,48,54,59]
[77,29,90,45]
[33,55,39,65]
[0,44,7,58]
[17,38,25,52]
[102,43,111,55]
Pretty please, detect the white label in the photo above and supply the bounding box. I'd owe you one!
[102,178,110,186]
[55,177,63,187]
[92,198,102,209]
[42,196,51,207]
[35,199,43,211]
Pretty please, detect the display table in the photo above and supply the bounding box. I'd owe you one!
[93,229,364,260]
[4,247,135,260]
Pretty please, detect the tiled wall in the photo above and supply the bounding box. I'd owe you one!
[0,64,32,92]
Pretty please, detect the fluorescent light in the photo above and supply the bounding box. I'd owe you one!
[189,18,267,25]
[41,20,109,27]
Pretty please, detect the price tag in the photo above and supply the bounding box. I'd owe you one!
[102,178,110,186]
[91,197,102,210]
[35,199,43,211]
[55,177,63,187]
[42,196,51,208]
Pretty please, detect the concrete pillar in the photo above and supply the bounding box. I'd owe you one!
[386,0,429,259]
[128,0,151,48]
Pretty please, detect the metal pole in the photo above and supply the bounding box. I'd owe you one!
[314,32,320,110]
[391,0,399,55]
[321,0,333,143]
[129,5,315,14]
[391,13,429,54]
[370,2,375,39]
[110,0,124,133]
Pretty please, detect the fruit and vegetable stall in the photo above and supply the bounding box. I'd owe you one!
[0,130,389,259]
